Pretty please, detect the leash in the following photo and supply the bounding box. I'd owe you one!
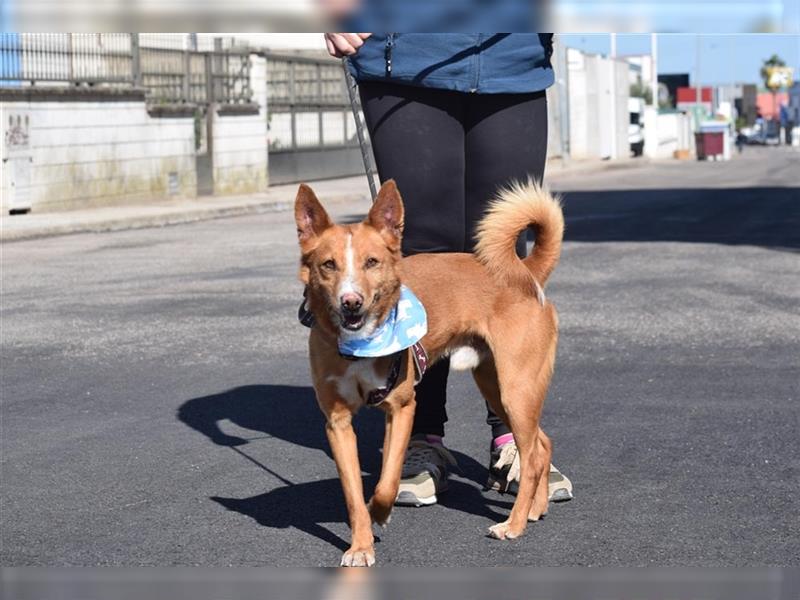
[341,57,378,202]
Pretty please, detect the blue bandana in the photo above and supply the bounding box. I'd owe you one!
[338,285,428,358]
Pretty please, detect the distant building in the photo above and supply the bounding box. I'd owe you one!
[658,73,690,108]
[623,54,653,86]
[739,84,758,125]
[757,91,789,120]
[676,86,713,114]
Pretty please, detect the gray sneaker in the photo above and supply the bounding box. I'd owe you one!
[486,440,574,502]
[394,435,457,507]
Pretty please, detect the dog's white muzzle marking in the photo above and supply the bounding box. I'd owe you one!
[337,233,360,300]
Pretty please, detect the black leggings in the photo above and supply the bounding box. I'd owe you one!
[359,81,548,439]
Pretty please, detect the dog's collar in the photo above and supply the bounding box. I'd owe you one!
[365,341,428,406]
[298,287,317,328]
[298,290,428,405]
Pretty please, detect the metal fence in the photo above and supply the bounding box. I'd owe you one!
[265,53,360,152]
[0,33,252,105]
[264,52,374,184]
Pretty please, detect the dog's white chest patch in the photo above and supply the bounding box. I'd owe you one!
[449,347,481,371]
[327,360,385,407]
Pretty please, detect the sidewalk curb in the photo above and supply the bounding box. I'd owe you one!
[547,157,650,178]
[1,192,367,243]
[1,158,649,243]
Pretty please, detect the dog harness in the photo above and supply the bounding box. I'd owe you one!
[298,287,429,406]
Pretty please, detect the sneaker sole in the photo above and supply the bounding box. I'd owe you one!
[394,490,438,507]
[395,479,449,507]
[550,488,573,502]
[485,479,574,502]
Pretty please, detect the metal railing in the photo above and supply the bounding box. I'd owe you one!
[265,52,361,152]
[0,33,252,105]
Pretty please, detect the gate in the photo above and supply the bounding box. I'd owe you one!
[265,53,373,185]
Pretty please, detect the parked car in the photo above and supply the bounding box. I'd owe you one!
[629,97,645,157]
[744,119,781,145]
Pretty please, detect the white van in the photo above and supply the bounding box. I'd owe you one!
[629,97,645,157]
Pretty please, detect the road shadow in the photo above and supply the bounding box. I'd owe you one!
[210,478,354,551]
[178,384,335,455]
[332,187,800,251]
[178,384,503,550]
[551,187,800,250]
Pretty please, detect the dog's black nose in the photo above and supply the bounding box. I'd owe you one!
[340,293,363,312]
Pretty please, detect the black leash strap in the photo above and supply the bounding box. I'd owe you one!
[341,57,378,201]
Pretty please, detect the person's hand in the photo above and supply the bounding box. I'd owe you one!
[324,33,372,58]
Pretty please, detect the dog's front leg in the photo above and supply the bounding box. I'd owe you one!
[368,389,416,527]
[325,404,375,567]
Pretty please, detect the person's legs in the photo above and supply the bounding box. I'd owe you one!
[359,81,466,504]
[359,81,466,255]
[464,90,548,440]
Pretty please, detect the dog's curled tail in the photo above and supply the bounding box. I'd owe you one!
[474,180,564,296]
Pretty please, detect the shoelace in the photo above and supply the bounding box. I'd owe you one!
[494,442,560,483]
[403,440,457,476]
[493,442,520,483]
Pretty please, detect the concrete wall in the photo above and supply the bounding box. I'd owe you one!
[546,84,564,159]
[210,55,268,195]
[612,58,631,158]
[566,49,589,159]
[2,53,270,212]
[567,49,629,160]
[644,109,694,159]
[1,92,196,212]
[211,110,268,195]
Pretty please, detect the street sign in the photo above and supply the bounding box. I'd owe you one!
[766,66,793,90]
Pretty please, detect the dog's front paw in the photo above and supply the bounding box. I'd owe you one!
[340,546,376,567]
[488,520,524,540]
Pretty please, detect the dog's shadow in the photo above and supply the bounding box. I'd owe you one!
[177,384,511,550]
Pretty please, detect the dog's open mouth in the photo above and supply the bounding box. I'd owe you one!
[340,312,366,331]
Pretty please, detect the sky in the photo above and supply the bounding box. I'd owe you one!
[559,34,800,87]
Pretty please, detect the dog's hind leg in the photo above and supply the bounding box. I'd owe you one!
[486,375,542,539]
[486,320,557,539]
[529,427,553,521]
[474,355,551,517]
[528,324,558,522]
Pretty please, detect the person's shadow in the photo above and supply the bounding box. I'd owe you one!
[177,384,511,551]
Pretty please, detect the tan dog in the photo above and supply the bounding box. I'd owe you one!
[294,179,563,566]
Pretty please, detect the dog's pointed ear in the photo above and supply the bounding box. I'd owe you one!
[295,184,332,250]
[366,179,404,248]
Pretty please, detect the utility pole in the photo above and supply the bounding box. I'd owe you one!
[609,32,618,159]
[696,34,702,108]
[651,33,658,108]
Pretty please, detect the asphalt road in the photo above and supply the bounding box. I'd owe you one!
[2,148,799,567]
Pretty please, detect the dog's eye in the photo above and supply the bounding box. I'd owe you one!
[321,259,337,271]
[364,257,379,269]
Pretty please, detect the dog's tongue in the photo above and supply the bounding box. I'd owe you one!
[343,313,363,328]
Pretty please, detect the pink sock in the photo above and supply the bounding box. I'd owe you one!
[492,433,515,449]
[425,434,444,446]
